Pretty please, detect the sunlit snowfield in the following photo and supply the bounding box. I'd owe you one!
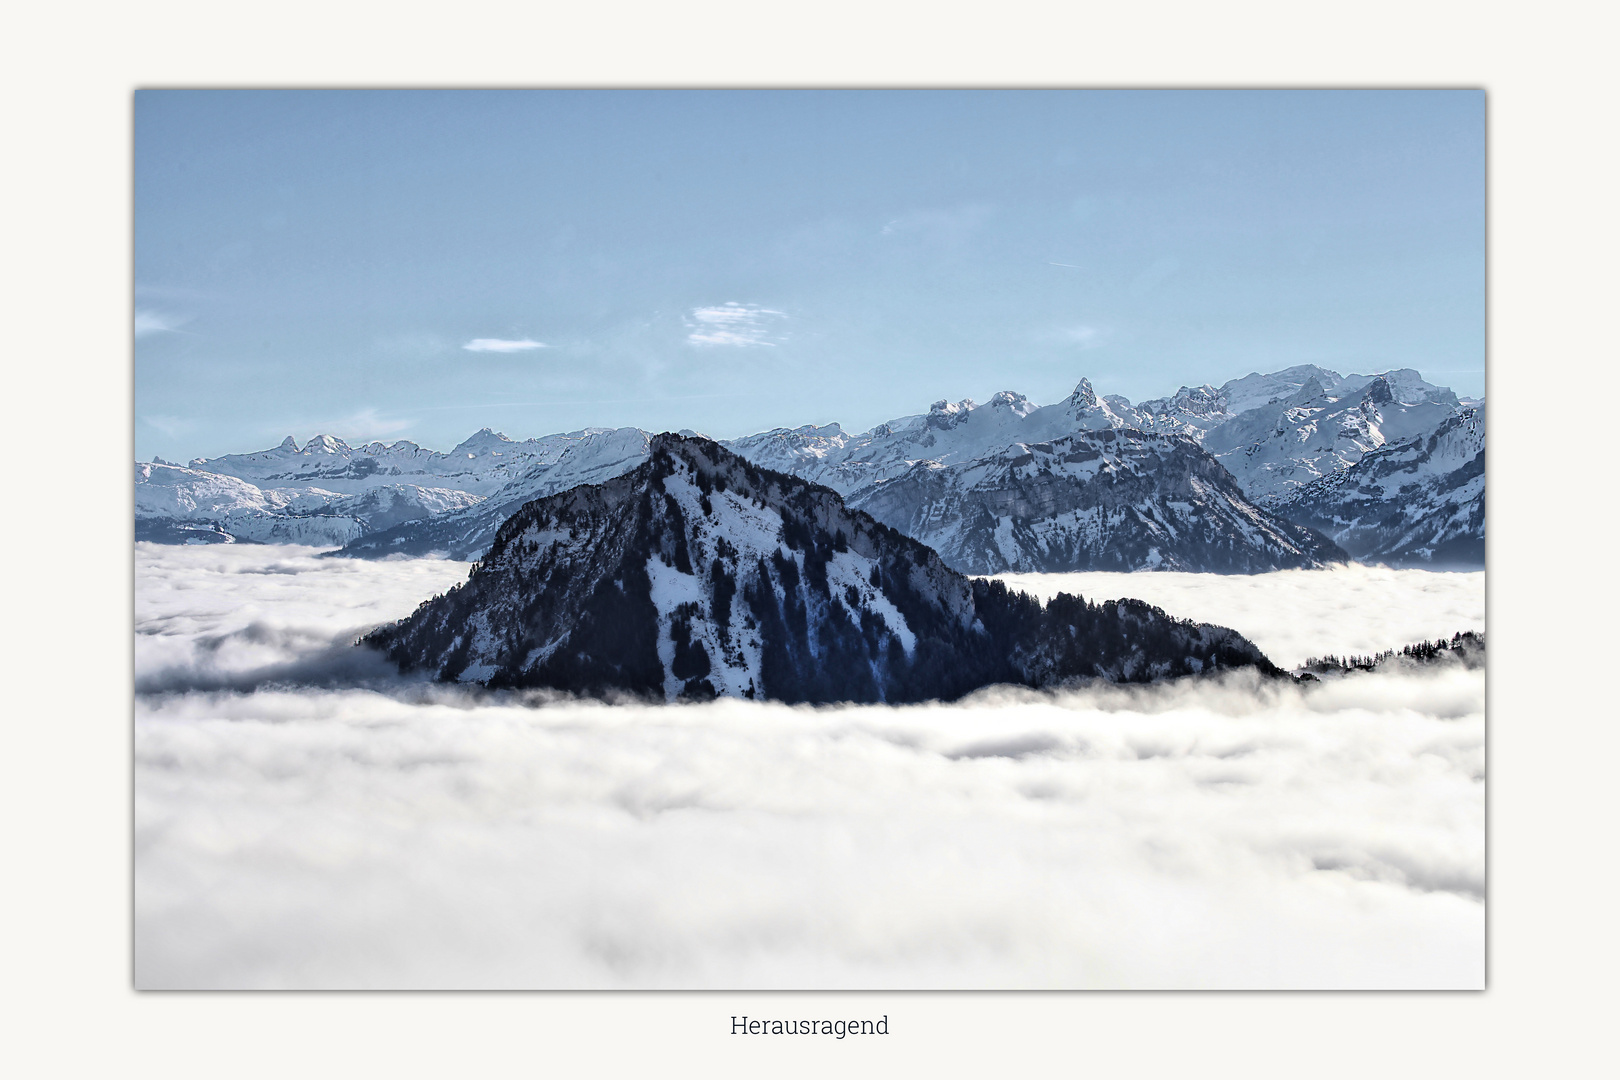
[134,544,1485,989]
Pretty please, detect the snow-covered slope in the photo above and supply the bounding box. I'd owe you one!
[335,427,653,559]
[1277,406,1484,568]
[848,429,1345,574]
[134,462,483,546]
[363,435,1278,702]
[1202,373,1463,505]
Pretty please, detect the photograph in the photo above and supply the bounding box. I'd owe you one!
[132,88,1485,990]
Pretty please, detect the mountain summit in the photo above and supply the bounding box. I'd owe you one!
[363,435,1278,703]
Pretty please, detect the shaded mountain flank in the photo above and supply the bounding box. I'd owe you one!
[1277,407,1484,569]
[363,435,1279,703]
[847,429,1346,574]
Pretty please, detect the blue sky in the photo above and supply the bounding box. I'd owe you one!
[134,89,1483,461]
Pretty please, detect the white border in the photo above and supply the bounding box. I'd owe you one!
[5,0,1613,1075]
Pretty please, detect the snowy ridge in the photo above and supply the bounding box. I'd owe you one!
[142,364,1479,571]
[188,427,627,498]
[721,366,1465,509]
[721,378,1141,498]
[1200,373,1463,506]
[1278,406,1484,568]
[718,366,1475,569]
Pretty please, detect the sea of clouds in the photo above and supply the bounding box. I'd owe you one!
[134,544,1485,989]
[995,564,1486,670]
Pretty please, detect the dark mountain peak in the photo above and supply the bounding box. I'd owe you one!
[1288,376,1326,406]
[364,435,1278,703]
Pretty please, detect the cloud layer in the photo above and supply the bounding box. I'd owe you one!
[134,545,1485,989]
[993,565,1484,669]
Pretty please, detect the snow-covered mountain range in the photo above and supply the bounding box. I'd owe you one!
[137,363,1482,571]
[134,461,483,546]
[364,434,1277,702]
[335,427,654,559]
[735,366,1464,507]
[185,427,615,497]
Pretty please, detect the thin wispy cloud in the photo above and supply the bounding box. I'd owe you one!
[685,302,787,348]
[135,309,192,337]
[463,338,547,353]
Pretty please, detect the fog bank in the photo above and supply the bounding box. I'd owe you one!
[994,564,1484,668]
[134,545,1484,989]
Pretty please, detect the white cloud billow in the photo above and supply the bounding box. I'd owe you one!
[134,545,1485,989]
[994,564,1485,670]
[463,338,547,353]
[685,302,786,347]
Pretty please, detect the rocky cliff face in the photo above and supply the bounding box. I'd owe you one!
[1278,407,1484,568]
[363,435,1278,703]
[847,429,1345,575]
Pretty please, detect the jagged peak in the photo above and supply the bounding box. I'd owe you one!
[302,434,351,454]
[451,427,514,451]
[277,436,298,451]
[1362,375,1394,405]
[1171,384,1223,411]
[780,422,844,438]
[1287,376,1326,406]
[1068,377,1099,409]
[926,398,977,430]
[648,430,725,463]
